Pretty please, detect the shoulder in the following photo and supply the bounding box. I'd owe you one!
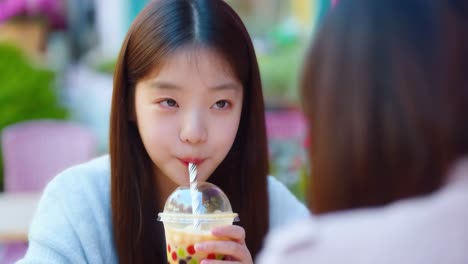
[47,154,110,194]
[266,175,300,198]
[36,154,112,230]
[23,155,114,262]
[258,206,404,264]
[267,176,310,230]
[43,154,111,218]
[257,218,317,264]
[259,160,468,264]
[260,185,468,264]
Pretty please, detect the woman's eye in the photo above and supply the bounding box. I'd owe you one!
[160,99,178,108]
[213,100,230,109]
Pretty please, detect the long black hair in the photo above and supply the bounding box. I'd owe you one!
[110,0,269,262]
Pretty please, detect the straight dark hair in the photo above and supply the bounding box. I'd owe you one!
[301,0,468,214]
[109,0,269,263]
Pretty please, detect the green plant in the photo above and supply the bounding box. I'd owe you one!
[0,43,68,191]
[257,24,307,106]
[258,44,304,103]
[95,58,116,75]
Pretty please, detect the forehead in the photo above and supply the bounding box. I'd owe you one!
[143,46,238,83]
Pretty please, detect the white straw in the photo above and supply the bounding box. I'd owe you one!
[188,163,201,229]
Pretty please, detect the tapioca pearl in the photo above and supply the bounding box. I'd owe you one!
[177,247,187,258]
[167,244,172,253]
[188,258,198,264]
[172,251,178,261]
[216,254,224,260]
[178,260,187,264]
[187,245,196,255]
[207,253,216,259]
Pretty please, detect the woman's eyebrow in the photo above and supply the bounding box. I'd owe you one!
[209,83,242,91]
[147,81,182,90]
[147,80,241,91]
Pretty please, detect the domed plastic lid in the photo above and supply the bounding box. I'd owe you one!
[158,182,239,223]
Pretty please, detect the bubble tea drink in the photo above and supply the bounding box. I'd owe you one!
[158,165,239,264]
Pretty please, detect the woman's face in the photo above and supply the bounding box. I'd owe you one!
[134,47,243,187]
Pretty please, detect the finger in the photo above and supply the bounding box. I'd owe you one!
[211,225,246,242]
[195,240,249,260]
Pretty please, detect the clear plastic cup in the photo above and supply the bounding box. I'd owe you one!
[158,182,239,264]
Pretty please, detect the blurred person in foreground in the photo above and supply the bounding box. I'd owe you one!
[258,0,468,263]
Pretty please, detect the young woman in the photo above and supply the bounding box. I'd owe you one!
[19,1,309,263]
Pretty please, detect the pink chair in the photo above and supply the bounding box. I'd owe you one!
[0,242,29,264]
[1,119,97,263]
[1,119,97,192]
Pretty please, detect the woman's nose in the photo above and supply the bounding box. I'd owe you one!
[179,111,207,144]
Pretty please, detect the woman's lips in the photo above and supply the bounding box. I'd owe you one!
[178,158,204,167]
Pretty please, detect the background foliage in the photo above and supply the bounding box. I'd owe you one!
[0,43,68,190]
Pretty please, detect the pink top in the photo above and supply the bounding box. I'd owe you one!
[258,158,468,264]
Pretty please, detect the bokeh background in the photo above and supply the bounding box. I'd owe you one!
[0,0,336,196]
[0,0,334,261]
